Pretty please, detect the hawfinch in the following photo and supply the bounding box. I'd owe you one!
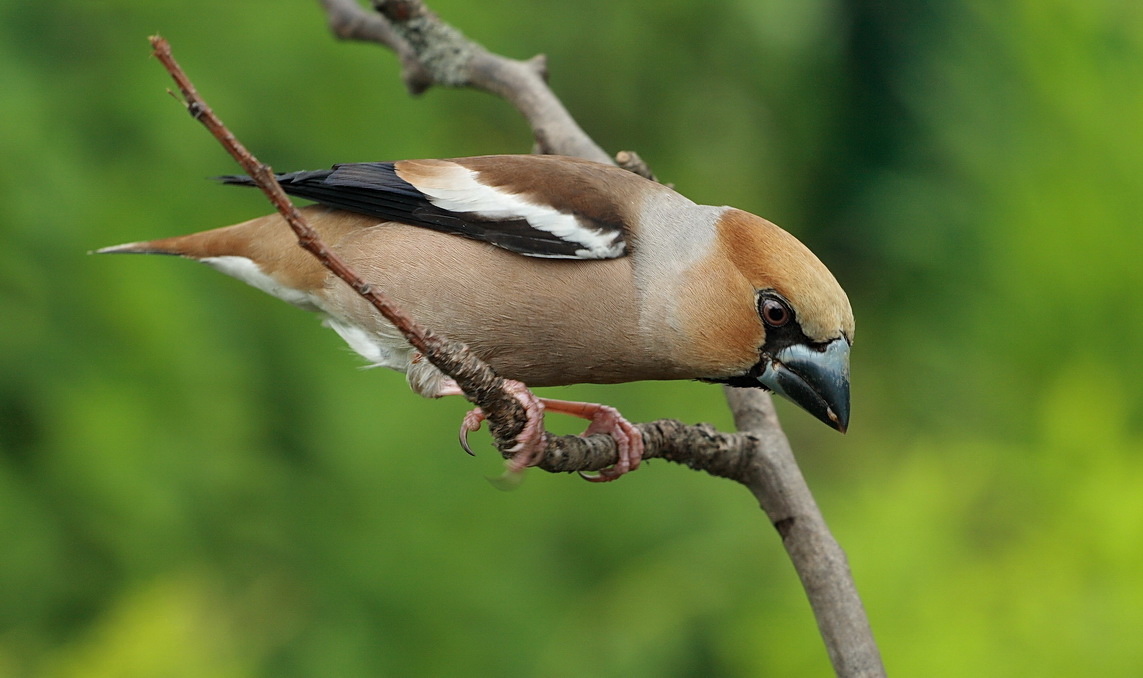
[99,155,854,481]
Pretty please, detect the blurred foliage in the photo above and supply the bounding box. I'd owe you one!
[1,0,1140,675]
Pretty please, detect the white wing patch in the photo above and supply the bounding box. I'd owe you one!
[415,163,625,259]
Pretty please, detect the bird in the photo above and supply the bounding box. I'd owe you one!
[97,154,854,481]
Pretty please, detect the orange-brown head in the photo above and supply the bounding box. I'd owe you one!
[693,208,854,432]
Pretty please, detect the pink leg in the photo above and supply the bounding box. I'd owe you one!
[538,398,645,483]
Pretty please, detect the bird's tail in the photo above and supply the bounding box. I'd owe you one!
[91,216,274,260]
[91,238,190,256]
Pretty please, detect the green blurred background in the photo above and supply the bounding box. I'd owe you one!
[1,0,1140,675]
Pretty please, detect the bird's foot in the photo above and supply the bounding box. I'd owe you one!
[538,399,645,483]
[454,379,548,476]
[444,380,642,482]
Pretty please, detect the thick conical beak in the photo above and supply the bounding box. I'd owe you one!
[757,338,851,433]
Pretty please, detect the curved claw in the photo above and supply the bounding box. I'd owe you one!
[459,428,476,456]
[458,404,529,489]
[578,469,623,483]
[452,380,547,474]
[458,408,486,456]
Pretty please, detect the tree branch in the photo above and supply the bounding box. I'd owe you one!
[318,0,433,93]
[308,5,886,674]
[724,387,885,676]
[152,2,886,673]
[364,0,612,162]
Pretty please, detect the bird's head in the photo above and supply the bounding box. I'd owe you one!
[698,209,854,432]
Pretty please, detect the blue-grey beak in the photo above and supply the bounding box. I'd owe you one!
[757,338,851,433]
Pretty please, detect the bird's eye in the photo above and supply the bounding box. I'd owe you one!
[760,297,791,328]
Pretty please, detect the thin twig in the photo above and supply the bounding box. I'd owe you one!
[148,34,531,447]
[614,150,659,182]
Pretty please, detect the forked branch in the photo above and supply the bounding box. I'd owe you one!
[149,1,886,673]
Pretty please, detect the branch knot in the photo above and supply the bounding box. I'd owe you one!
[375,0,475,87]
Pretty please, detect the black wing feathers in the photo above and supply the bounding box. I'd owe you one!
[218,163,590,258]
